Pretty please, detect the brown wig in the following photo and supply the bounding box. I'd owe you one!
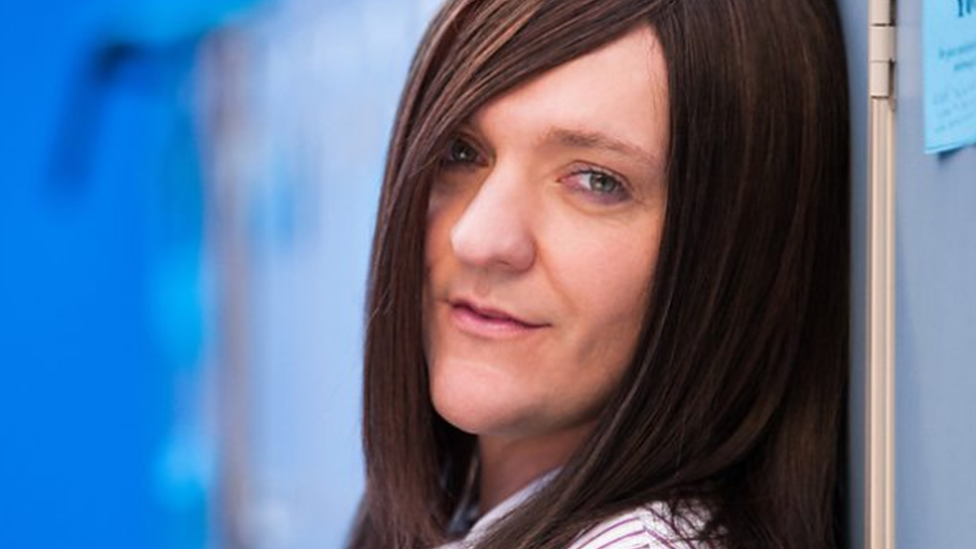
[349,0,850,548]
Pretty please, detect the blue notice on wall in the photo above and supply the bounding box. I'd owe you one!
[924,1,976,154]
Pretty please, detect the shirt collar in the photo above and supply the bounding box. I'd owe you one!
[460,469,560,542]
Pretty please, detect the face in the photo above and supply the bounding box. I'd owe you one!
[423,26,669,445]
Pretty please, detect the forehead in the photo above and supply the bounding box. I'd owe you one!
[468,25,669,158]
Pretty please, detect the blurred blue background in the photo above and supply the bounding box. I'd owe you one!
[0,0,439,547]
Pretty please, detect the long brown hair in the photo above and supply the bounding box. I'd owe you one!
[349,1,849,548]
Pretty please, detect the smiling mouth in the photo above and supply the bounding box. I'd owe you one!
[449,300,548,337]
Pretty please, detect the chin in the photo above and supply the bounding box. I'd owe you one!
[428,359,532,436]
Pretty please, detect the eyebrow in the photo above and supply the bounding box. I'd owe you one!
[540,127,663,171]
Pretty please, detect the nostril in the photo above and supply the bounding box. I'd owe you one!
[449,210,535,271]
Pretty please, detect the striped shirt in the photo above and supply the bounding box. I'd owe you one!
[567,503,714,549]
[437,472,715,549]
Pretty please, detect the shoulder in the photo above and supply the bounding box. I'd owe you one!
[566,501,719,549]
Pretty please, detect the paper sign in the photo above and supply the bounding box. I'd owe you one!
[924,1,976,154]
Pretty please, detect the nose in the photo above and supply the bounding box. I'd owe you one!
[448,171,536,272]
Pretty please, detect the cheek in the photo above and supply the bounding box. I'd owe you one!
[548,218,661,370]
[581,247,655,314]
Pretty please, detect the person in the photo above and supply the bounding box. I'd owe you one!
[347,0,850,548]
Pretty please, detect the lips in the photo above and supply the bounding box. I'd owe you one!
[448,298,548,337]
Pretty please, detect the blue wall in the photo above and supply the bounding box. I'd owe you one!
[0,2,163,546]
[0,1,251,546]
[894,0,976,546]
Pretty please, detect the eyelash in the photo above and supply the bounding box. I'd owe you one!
[439,137,632,204]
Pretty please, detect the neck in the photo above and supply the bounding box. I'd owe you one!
[477,420,596,512]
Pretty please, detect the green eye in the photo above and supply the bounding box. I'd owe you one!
[588,172,620,194]
[563,168,630,206]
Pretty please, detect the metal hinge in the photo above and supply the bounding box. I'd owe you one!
[869,0,897,100]
[869,24,897,99]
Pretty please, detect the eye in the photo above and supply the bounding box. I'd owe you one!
[585,172,621,194]
[441,137,484,167]
[563,168,631,205]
